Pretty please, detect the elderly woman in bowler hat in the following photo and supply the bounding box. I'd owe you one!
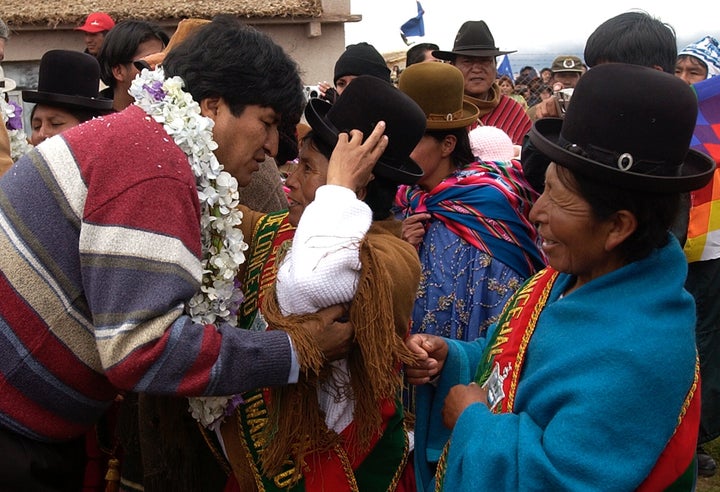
[405,63,715,490]
[394,61,545,344]
[433,20,531,145]
[217,75,427,491]
[23,50,113,146]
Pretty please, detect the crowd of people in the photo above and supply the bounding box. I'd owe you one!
[0,8,718,492]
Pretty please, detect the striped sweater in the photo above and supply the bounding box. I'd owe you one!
[0,105,292,442]
[467,86,532,146]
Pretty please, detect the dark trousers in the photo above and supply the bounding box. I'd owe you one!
[0,425,85,492]
[686,257,720,444]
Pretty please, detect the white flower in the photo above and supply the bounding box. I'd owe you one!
[131,68,249,428]
[0,98,33,161]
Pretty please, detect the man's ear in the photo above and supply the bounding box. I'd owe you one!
[199,97,221,120]
[111,64,126,83]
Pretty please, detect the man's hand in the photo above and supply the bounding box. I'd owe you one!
[533,96,560,119]
[404,334,448,385]
[326,121,388,193]
[314,304,353,361]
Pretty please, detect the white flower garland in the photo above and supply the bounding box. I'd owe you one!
[0,98,33,161]
[130,67,248,428]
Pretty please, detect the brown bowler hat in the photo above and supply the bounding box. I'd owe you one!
[398,62,479,130]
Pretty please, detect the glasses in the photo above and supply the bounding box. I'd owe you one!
[455,56,495,70]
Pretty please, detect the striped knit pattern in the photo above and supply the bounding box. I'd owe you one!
[479,95,532,146]
[0,106,291,442]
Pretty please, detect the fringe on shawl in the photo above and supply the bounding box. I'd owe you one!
[257,235,417,486]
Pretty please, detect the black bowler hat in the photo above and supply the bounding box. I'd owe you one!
[23,50,113,111]
[304,76,426,185]
[433,20,516,61]
[529,63,715,193]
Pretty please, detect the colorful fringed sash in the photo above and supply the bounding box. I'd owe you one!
[395,161,545,278]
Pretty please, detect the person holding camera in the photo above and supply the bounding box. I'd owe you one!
[316,41,391,104]
[527,54,584,122]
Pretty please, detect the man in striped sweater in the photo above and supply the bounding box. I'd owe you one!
[432,20,532,146]
[0,16,351,491]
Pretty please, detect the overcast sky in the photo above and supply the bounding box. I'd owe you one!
[345,0,719,56]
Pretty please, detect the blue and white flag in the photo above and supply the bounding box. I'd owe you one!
[497,55,513,78]
[400,1,425,42]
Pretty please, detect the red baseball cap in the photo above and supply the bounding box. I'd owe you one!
[75,12,115,33]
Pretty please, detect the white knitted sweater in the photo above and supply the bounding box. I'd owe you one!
[276,184,373,434]
[276,184,372,315]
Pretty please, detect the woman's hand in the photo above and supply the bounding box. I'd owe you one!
[401,213,431,248]
[441,382,488,429]
[404,334,448,385]
[326,121,388,192]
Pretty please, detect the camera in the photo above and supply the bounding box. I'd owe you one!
[303,85,321,101]
[555,88,574,116]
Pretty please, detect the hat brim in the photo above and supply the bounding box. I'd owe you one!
[529,118,716,193]
[22,90,114,111]
[305,98,424,185]
[426,100,479,130]
[432,48,516,61]
[75,25,108,33]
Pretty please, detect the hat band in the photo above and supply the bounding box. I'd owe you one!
[454,44,500,52]
[427,109,464,123]
[559,136,680,177]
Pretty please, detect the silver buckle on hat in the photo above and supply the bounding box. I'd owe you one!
[617,153,634,171]
[428,109,464,122]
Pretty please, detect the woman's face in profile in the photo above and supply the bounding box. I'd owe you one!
[285,139,329,227]
[529,163,617,289]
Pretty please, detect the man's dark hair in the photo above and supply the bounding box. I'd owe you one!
[406,43,439,67]
[163,15,304,126]
[98,20,169,88]
[584,10,677,73]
